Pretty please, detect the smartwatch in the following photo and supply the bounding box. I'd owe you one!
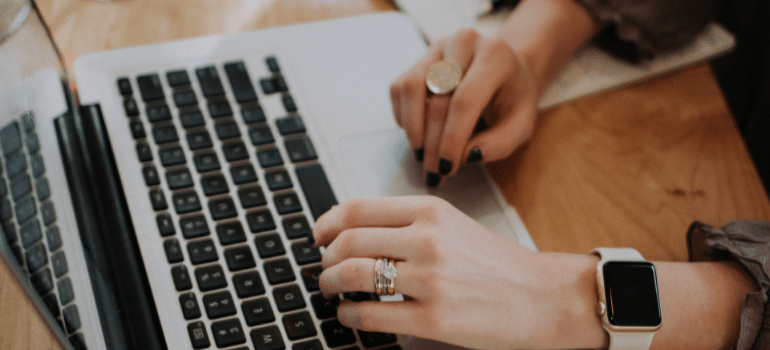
[591,248,662,350]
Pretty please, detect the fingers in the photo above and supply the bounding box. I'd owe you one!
[321,227,414,269]
[422,94,451,187]
[320,259,416,298]
[464,100,536,163]
[337,300,424,336]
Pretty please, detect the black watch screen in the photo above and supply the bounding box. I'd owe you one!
[603,261,662,327]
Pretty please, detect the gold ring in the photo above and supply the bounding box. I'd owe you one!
[426,61,461,95]
[374,258,384,296]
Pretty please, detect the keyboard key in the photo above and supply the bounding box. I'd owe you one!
[208,100,233,119]
[246,210,276,233]
[249,126,274,146]
[195,264,228,291]
[6,151,27,177]
[196,66,226,98]
[180,110,206,128]
[137,74,165,101]
[275,116,306,136]
[216,221,247,246]
[211,318,247,347]
[254,233,286,259]
[242,298,274,326]
[166,168,194,190]
[193,152,221,173]
[69,333,88,350]
[166,69,191,87]
[265,169,292,191]
[296,164,338,220]
[163,238,184,264]
[310,293,338,320]
[171,265,193,291]
[172,191,202,214]
[223,142,249,162]
[136,143,153,162]
[143,166,161,186]
[179,292,201,320]
[20,219,42,248]
[10,174,32,199]
[26,133,40,154]
[224,245,256,272]
[46,226,62,251]
[201,174,229,196]
[359,331,398,348]
[146,104,172,123]
[321,320,357,348]
[202,290,236,319]
[264,258,295,285]
[283,95,298,113]
[63,304,82,334]
[173,90,198,108]
[274,192,302,215]
[282,215,311,240]
[43,293,60,317]
[117,77,133,95]
[259,78,278,95]
[251,325,285,350]
[187,239,218,265]
[1,122,22,155]
[216,121,242,140]
[233,271,266,298]
[2,222,17,244]
[51,250,69,277]
[130,120,146,139]
[285,137,318,163]
[224,61,258,104]
[238,186,267,209]
[293,339,324,350]
[257,147,284,168]
[31,267,54,294]
[57,277,75,305]
[124,99,140,117]
[274,76,288,92]
[209,197,238,220]
[149,189,168,211]
[292,242,321,266]
[152,125,179,144]
[15,195,37,224]
[159,146,186,167]
[0,198,12,222]
[283,311,317,340]
[40,201,56,226]
[181,214,213,240]
[231,164,258,184]
[187,131,213,150]
[242,106,266,124]
[187,320,211,349]
[265,56,281,73]
[156,214,176,237]
[25,242,48,273]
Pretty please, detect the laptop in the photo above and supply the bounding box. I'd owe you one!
[0,4,533,350]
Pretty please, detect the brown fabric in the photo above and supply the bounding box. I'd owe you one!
[574,0,719,60]
[687,220,770,350]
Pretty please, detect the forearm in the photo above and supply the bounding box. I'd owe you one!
[494,0,599,96]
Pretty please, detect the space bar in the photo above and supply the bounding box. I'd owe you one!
[296,164,338,220]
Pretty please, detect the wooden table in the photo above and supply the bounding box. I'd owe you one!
[3,0,769,348]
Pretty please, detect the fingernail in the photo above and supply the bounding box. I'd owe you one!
[414,148,424,163]
[438,158,452,175]
[466,147,483,163]
[307,232,316,246]
[426,172,440,187]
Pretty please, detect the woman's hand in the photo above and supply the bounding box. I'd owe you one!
[389,29,538,187]
[312,196,604,349]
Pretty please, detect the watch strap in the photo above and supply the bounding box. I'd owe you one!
[591,247,644,262]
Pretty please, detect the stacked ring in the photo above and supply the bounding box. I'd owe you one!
[374,258,398,296]
[374,258,384,296]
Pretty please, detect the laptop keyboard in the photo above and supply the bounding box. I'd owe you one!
[0,113,88,349]
[119,56,400,349]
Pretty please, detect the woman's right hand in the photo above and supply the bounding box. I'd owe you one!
[389,29,539,187]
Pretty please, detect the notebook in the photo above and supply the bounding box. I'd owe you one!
[0,6,533,350]
[394,0,736,110]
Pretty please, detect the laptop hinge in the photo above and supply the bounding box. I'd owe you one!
[56,103,166,350]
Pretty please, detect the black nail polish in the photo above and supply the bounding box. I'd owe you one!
[307,231,316,245]
[414,148,424,163]
[426,172,440,187]
[466,147,483,163]
[438,158,452,175]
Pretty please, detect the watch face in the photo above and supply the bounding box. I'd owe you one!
[603,261,662,327]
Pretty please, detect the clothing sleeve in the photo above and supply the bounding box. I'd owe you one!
[573,0,719,61]
[687,220,770,350]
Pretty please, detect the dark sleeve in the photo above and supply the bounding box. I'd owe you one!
[687,220,770,350]
[574,0,719,62]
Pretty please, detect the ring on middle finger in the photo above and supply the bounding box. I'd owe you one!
[426,60,462,95]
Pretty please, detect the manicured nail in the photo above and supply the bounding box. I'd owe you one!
[307,231,316,245]
[426,172,440,187]
[414,148,424,163]
[438,158,452,175]
[466,147,483,163]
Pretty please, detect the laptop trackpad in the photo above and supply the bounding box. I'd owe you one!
[337,128,518,237]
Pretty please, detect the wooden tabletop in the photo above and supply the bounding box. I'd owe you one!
[4,0,769,348]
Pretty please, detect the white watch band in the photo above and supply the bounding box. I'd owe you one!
[591,248,657,350]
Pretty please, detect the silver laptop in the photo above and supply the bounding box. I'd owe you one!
[0,4,532,350]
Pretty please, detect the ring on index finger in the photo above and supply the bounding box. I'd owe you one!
[426,61,461,95]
